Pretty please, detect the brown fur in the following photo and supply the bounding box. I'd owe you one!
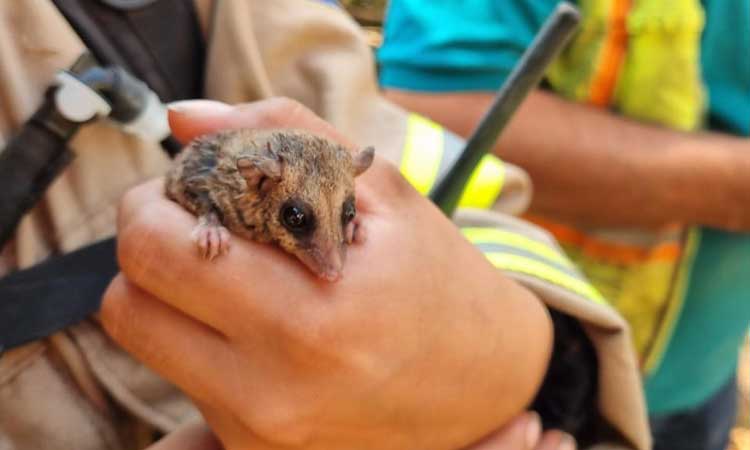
[165,129,374,279]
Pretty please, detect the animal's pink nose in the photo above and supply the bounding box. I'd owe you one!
[318,247,344,282]
[320,270,342,282]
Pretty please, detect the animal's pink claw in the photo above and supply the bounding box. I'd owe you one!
[191,215,231,260]
[346,216,366,245]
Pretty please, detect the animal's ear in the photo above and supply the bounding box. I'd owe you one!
[352,146,375,177]
[237,156,282,191]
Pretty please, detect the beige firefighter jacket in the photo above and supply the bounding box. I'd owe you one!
[0,1,648,449]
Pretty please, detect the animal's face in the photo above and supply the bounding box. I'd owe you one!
[274,180,356,282]
[236,132,374,281]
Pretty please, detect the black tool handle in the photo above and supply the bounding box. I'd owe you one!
[429,3,580,215]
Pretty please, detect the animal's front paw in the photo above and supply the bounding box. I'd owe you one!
[191,213,231,260]
[345,216,366,245]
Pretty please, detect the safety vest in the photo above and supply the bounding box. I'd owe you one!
[541,0,706,374]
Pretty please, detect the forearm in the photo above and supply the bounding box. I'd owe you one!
[385,89,750,230]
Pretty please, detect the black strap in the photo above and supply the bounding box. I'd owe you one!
[52,0,206,102]
[0,90,79,246]
[0,239,117,354]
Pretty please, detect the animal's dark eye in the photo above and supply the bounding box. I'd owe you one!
[282,206,308,230]
[342,199,356,225]
[280,201,316,236]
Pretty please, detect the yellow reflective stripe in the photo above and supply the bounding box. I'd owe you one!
[484,253,607,305]
[400,114,443,195]
[400,114,505,208]
[458,155,505,209]
[642,227,700,374]
[462,227,573,269]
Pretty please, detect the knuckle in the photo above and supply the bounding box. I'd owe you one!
[278,308,363,373]
[278,305,335,346]
[116,200,167,283]
[99,276,140,348]
[242,401,313,447]
[118,185,145,225]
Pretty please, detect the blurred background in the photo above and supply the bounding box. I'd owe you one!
[338,1,749,449]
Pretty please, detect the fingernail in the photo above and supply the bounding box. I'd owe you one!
[525,412,541,449]
[167,99,233,114]
[558,433,577,450]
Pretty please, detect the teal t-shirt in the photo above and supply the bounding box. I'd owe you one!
[378,0,750,414]
[646,0,750,414]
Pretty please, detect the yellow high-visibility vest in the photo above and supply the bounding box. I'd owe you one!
[541,0,705,374]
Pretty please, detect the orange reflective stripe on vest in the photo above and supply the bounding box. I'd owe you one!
[539,0,706,373]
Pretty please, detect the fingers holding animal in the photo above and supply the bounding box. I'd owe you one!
[117,180,318,334]
[120,102,392,332]
[100,274,233,406]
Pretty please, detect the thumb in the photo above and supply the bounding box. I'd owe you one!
[167,100,235,143]
[464,412,541,450]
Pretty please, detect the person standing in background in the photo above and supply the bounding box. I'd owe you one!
[378,1,750,449]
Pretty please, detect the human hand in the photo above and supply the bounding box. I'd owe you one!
[102,98,552,450]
